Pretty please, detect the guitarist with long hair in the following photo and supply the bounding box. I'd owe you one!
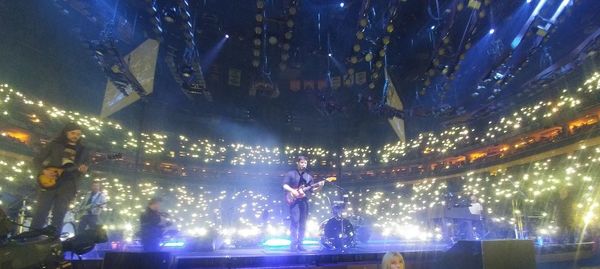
[30,122,89,235]
[283,156,323,252]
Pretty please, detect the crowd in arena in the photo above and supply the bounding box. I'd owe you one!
[0,72,600,247]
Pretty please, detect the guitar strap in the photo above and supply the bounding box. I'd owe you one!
[297,170,307,187]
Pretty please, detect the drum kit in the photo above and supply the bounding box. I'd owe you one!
[318,199,370,250]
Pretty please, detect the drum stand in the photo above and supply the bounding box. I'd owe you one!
[17,200,27,234]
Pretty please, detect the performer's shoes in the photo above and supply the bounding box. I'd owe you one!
[290,244,298,252]
[297,245,307,251]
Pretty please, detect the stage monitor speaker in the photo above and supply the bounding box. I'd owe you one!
[185,236,217,252]
[102,251,172,269]
[440,240,535,269]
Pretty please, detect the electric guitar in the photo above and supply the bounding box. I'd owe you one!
[285,176,336,205]
[37,153,122,190]
[72,202,107,220]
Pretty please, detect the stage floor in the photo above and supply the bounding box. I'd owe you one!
[68,240,598,269]
[69,241,448,268]
[174,241,448,257]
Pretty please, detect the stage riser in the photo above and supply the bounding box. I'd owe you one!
[68,240,597,269]
[102,251,172,269]
[174,252,441,269]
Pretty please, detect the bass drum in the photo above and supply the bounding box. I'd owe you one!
[319,217,356,250]
[61,221,76,240]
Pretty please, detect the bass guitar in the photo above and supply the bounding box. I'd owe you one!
[37,153,121,190]
[285,176,336,205]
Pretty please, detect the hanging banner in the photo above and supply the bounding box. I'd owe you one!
[303,80,315,90]
[228,68,241,87]
[317,79,328,90]
[385,69,406,142]
[355,72,367,85]
[343,73,354,87]
[331,76,342,89]
[290,80,301,92]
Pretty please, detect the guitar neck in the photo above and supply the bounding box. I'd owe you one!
[301,180,322,191]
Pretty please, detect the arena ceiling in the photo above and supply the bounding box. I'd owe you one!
[1,0,599,145]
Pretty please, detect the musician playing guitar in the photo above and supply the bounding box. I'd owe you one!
[283,156,324,252]
[30,122,89,236]
[77,181,107,231]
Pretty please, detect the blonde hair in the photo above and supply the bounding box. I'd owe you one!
[381,251,405,269]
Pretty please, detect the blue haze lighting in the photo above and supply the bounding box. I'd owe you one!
[263,238,320,247]
[511,0,548,48]
[549,0,570,23]
[163,241,185,247]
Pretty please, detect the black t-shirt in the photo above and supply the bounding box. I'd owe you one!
[140,208,163,236]
[283,170,314,199]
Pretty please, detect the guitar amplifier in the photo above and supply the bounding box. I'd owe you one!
[439,240,535,269]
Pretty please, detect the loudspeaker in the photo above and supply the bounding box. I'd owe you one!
[102,251,172,269]
[439,240,535,269]
[185,236,217,252]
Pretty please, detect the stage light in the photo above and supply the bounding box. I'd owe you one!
[431,25,436,30]
[340,2,345,8]
[356,31,365,40]
[489,28,495,34]
[359,18,368,27]
[284,31,293,40]
[257,0,265,9]
[386,24,394,33]
[382,36,390,45]
[328,53,332,57]
[181,66,193,78]
[527,0,532,2]
[163,7,177,23]
[225,34,230,39]
[269,36,278,45]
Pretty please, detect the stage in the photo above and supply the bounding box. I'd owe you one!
[66,240,599,269]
